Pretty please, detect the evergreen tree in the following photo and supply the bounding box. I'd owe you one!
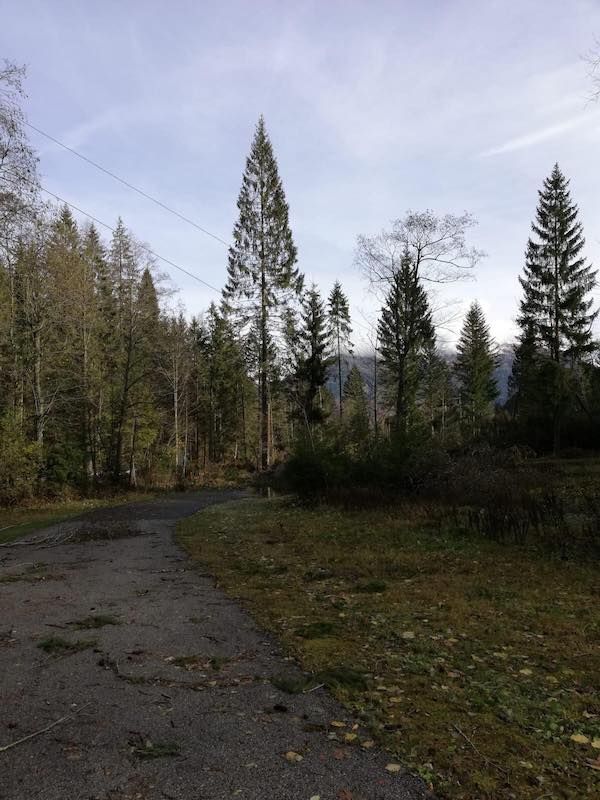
[223,116,302,469]
[327,282,352,417]
[342,365,370,444]
[80,223,110,481]
[419,344,454,441]
[454,302,498,436]
[106,222,159,482]
[377,250,434,427]
[13,220,51,453]
[203,303,250,463]
[295,285,331,425]
[45,206,87,484]
[516,164,597,452]
[508,321,538,420]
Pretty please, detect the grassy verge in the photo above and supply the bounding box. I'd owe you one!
[0,492,152,545]
[178,496,600,800]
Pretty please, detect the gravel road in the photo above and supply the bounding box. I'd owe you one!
[0,491,431,800]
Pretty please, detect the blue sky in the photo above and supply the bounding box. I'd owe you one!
[3,0,600,347]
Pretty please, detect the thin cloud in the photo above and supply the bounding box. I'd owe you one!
[478,113,594,157]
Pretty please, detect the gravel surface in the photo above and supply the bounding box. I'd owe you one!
[0,490,432,800]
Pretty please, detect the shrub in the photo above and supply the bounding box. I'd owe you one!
[0,412,40,505]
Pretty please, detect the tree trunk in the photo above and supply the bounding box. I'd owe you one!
[259,276,269,471]
[240,380,247,461]
[373,344,378,438]
[32,323,44,448]
[337,329,343,418]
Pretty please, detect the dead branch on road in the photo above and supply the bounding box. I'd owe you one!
[0,701,92,753]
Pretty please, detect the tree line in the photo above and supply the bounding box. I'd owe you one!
[1,62,599,503]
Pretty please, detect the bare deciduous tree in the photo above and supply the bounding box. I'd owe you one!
[356,210,484,291]
[0,61,39,242]
[585,36,600,101]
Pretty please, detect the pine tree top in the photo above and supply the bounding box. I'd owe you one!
[518,164,598,362]
[223,116,301,315]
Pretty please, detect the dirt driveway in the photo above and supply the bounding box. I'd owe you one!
[0,491,430,800]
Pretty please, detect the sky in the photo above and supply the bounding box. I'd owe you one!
[3,0,600,349]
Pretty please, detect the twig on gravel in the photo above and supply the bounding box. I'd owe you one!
[0,532,67,548]
[303,682,325,693]
[452,724,509,776]
[0,702,92,753]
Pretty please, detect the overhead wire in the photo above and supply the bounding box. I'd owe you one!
[39,184,222,294]
[30,121,375,323]
[25,120,230,247]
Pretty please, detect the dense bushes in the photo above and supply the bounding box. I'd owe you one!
[282,427,447,500]
[0,412,41,505]
[282,429,600,558]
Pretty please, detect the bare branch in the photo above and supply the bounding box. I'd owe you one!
[356,210,484,296]
[584,36,600,102]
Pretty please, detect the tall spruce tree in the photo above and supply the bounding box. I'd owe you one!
[327,282,352,418]
[377,250,434,427]
[454,302,498,435]
[223,116,302,469]
[516,164,597,452]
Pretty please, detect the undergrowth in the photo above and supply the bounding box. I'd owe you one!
[179,496,600,800]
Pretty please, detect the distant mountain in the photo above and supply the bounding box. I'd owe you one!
[326,344,515,407]
[494,344,515,405]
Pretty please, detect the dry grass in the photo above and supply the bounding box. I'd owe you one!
[179,496,600,800]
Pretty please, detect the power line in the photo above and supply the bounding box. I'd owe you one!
[26,120,231,248]
[27,121,375,328]
[39,184,222,294]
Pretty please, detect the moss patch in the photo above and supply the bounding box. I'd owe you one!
[37,636,97,656]
[179,496,600,800]
[128,737,180,760]
[68,614,120,629]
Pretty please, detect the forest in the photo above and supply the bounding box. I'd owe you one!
[1,59,599,507]
[2,28,600,800]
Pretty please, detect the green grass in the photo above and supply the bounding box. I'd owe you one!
[178,496,600,800]
[0,493,153,545]
[68,614,120,629]
[37,636,97,656]
[128,738,180,759]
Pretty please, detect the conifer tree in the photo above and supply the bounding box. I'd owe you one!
[377,250,434,427]
[200,303,250,463]
[454,302,498,435]
[516,164,597,452]
[45,206,89,482]
[106,222,159,482]
[508,321,538,420]
[295,285,331,425]
[223,117,302,469]
[342,365,370,444]
[327,282,352,417]
[419,344,454,440]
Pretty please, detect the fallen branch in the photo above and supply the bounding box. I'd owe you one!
[303,682,325,694]
[0,701,92,753]
[452,724,509,776]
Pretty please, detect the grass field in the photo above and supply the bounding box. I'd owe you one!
[0,493,151,545]
[179,496,600,800]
